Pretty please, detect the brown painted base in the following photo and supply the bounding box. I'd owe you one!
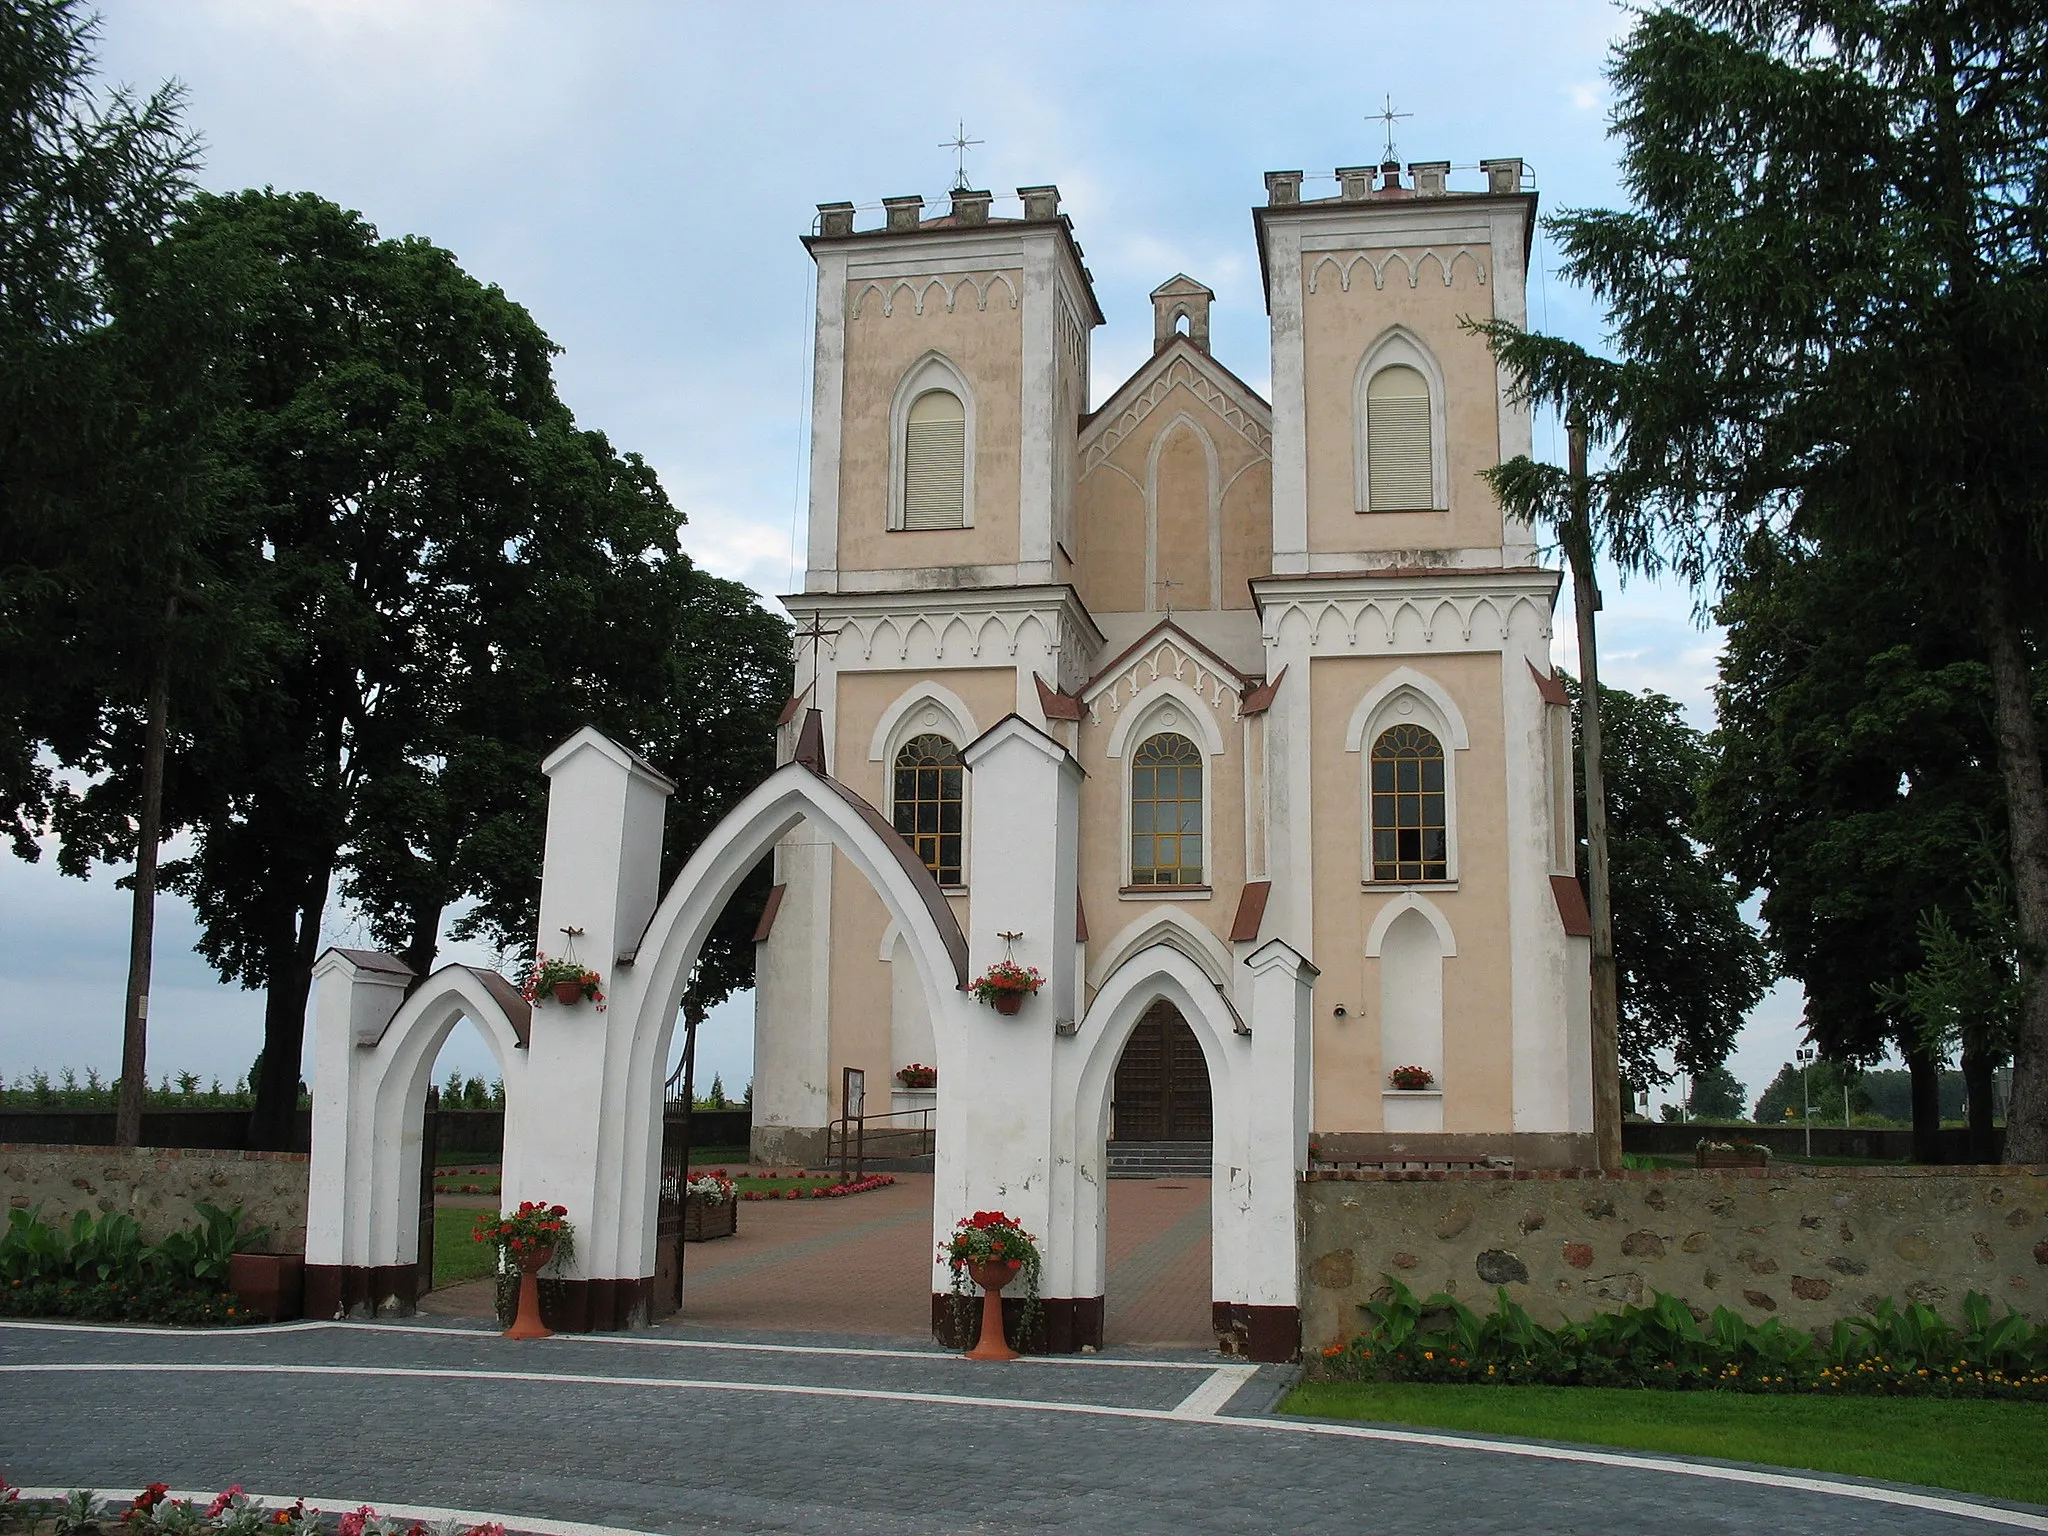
[930,1293,1105,1353]
[1213,1301,1300,1363]
[303,1262,420,1320]
[1313,1131,1598,1170]
[228,1253,304,1322]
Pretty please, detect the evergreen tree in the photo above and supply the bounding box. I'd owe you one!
[1474,1,2048,1159]
[1686,1064,1748,1121]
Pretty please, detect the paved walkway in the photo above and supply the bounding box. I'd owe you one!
[424,1176,1213,1346]
[4,1319,2039,1535]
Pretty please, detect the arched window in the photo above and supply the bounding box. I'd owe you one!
[1130,732,1203,886]
[892,733,962,883]
[1370,723,1448,882]
[1366,365,1433,511]
[901,389,966,529]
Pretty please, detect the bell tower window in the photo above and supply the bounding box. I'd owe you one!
[901,389,966,530]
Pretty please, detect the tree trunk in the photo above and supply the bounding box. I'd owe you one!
[1980,572,2048,1163]
[1568,422,1622,1171]
[1961,1041,1999,1165]
[116,598,177,1148]
[1905,1043,1943,1165]
[400,899,443,984]
[249,870,333,1151]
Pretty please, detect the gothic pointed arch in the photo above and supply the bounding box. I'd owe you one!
[889,351,976,530]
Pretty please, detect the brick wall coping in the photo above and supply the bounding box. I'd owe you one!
[0,1143,309,1164]
[1305,1163,2047,1183]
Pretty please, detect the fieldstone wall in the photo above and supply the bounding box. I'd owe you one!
[1300,1165,2048,1350]
[0,1144,308,1255]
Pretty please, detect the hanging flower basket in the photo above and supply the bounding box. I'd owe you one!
[1387,1065,1436,1091]
[969,961,1043,1015]
[523,953,603,1007]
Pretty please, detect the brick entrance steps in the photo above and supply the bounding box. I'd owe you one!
[1108,1141,1213,1179]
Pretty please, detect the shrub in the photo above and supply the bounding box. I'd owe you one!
[0,1202,266,1326]
[1315,1276,2048,1399]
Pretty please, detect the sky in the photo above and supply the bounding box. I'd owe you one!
[0,0,1812,1114]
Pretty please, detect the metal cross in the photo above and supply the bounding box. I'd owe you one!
[792,611,843,697]
[1154,574,1181,617]
[1373,94,1412,164]
[941,120,984,192]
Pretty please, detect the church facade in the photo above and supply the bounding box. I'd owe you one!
[753,158,1594,1215]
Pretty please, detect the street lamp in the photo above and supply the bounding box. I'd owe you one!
[1796,1047,1815,1159]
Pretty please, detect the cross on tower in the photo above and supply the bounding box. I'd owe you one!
[1373,94,1412,165]
[1155,574,1181,617]
[941,120,984,192]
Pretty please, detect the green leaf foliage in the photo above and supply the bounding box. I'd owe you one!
[1320,1275,2048,1398]
[0,1200,264,1324]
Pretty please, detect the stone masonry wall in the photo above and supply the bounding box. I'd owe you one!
[1300,1165,2048,1351]
[0,1144,309,1255]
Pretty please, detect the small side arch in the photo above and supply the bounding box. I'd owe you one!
[867,681,980,763]
[1105,677,1227,760]
[1089,907,1234,993]
[1365,889,1459,957]
[1343,666,1470,752]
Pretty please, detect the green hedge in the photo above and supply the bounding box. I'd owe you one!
[1316,1276,2048,1399]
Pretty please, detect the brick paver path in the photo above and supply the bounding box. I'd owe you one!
[2,1320,2029,1534]
[422,1175,1214,1346]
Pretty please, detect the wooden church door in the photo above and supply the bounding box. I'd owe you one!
[1111,999,1213,1141]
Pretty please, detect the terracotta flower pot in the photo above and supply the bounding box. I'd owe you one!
[504,1245,555,1340]
[964,1258,1022,1361]
[552,980,584,1005]
[992,991,1024,1016]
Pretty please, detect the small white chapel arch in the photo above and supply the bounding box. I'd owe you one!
[305,958,530,1318]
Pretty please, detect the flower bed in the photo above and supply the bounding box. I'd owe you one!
[0,1482,507,1536]
[0,1202,267,1327]
[1314,1276,2048,1400]
[736,1171,895,1201]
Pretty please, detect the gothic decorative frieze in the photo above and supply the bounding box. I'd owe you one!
[1084,636,1249,723]
[849,271,1021,319]
[1305,247,1488,294]
[1258,589,1554,653]
[1082,356,1271,471]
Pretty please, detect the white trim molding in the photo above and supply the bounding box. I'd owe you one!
[1105,676,1229,761]
[1365,890,1458,958]
[1353,326,1448,514]
[888,351,977,532]
[867,682,980,763]
[1343,666,1471,752]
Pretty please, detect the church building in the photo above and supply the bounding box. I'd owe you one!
[752,156,1595,1197]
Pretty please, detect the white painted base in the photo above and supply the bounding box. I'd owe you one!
[1381,1090,1444,1133]
[891,1087,937,1116]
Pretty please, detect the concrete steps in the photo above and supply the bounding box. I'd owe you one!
[1107,1141,1213,1179]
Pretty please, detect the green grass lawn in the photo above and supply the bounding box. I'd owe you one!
[431,1204,502,1290]
[1281,1382,2048,1506]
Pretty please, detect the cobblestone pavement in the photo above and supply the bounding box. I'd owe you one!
[421,1176,1213,1347]
[4,1320,2041,1535]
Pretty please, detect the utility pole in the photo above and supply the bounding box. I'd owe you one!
[1797,1046,1814,1159]
[1567,420,1622,1171]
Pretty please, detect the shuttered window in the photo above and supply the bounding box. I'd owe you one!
[1367,365,1433,511]
[902,389,966,529]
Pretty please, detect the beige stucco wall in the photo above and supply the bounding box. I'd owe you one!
[1309,652,1512,1134]
[1299,257,1502,558]
[1300,1166,2048,1353]
[1,1145,309,1255]
[1074,363,1272,617]
[823,666,1017,1113]
[836,282,1024,575]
